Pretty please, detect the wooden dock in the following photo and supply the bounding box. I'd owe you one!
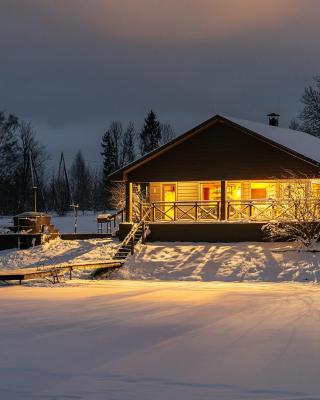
[0,260,124,285]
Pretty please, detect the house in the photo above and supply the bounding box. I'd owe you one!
[110,114,320,242]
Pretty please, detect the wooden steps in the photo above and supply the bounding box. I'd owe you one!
[112,225,144,261]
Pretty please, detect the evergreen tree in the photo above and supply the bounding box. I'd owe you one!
[298,76,320,137]
[101,121,124,207]
[90,167,104,212]
[121,121,136,166]
[70,151,91,213]
[0,112,19,182]
[101,121,122,184]
[139,110,161,155]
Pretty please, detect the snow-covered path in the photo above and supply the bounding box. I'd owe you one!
[1,281,320,399]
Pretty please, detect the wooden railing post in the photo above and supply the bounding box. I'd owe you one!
[131,236,134,255]
[152,203,155,221]
[125,181,133,222]
[173,202,177,221]
[220,181,226,220]
[195,202,198,220]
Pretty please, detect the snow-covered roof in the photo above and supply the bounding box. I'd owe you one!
[224,116,320,164]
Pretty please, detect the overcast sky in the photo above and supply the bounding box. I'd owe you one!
[1,0,320,170]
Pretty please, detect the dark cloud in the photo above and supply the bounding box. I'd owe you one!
[0,0,320,168]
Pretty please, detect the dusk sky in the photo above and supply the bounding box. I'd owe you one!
[1,0,320,170]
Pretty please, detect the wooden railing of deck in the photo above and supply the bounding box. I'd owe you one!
[139,199,320,222]
[140,201,220,222]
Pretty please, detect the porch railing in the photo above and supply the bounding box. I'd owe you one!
[227,199,320,221]
[139,199,320,222]
[140,201,220,221]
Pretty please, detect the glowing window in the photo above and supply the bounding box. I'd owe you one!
[201,183,220,201]
[227,182,241,200]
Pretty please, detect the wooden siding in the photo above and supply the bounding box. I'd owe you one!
[177,182,199,201]
[150,182,200,202]
[127,121,319,182]
[241,181,251,200]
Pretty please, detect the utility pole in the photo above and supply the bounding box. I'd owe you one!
[70,203,79,233]
[29,151,37,212]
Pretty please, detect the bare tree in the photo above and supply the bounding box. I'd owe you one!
[16,121,47,211]
[293,76,320,137]
[160,123,175,145]
[262,179,320,249]
[110,183,126,212]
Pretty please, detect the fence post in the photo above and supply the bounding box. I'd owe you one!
[195,202,198,220]
[249,201,253,219]
[173,202,177,220]
[131,236,134,255]
[220,181,226,220]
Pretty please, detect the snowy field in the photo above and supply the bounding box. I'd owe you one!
[1,280,320,400]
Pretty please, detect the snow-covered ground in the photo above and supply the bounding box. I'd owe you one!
[52,211,114,233]
[113,242,320,282]
[1,239,320,283]
[1,280,320,400]
[0,237,118,270]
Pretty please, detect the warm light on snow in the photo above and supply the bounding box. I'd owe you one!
[1,281,320,399]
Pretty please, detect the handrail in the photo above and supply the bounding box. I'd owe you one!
[140,201,220,221]
[139,199,320,222]
[122,205,152,247]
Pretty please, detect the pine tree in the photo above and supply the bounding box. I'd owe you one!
[121,121,136,166]
[70,151,91,213]
[0,112,19,182]
[101,121,124,208]
[139,110,162,155]
[101,121,123,184]
[298,76,320,137]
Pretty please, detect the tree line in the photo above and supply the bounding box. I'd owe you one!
[0,110,175,215]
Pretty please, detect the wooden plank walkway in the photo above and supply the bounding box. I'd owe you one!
[0,260,124,284]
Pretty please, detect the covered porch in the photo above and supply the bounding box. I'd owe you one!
[125,179,320,223]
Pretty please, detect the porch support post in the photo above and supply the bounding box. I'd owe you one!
[125,181,133,222]
[220,180,226,220]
